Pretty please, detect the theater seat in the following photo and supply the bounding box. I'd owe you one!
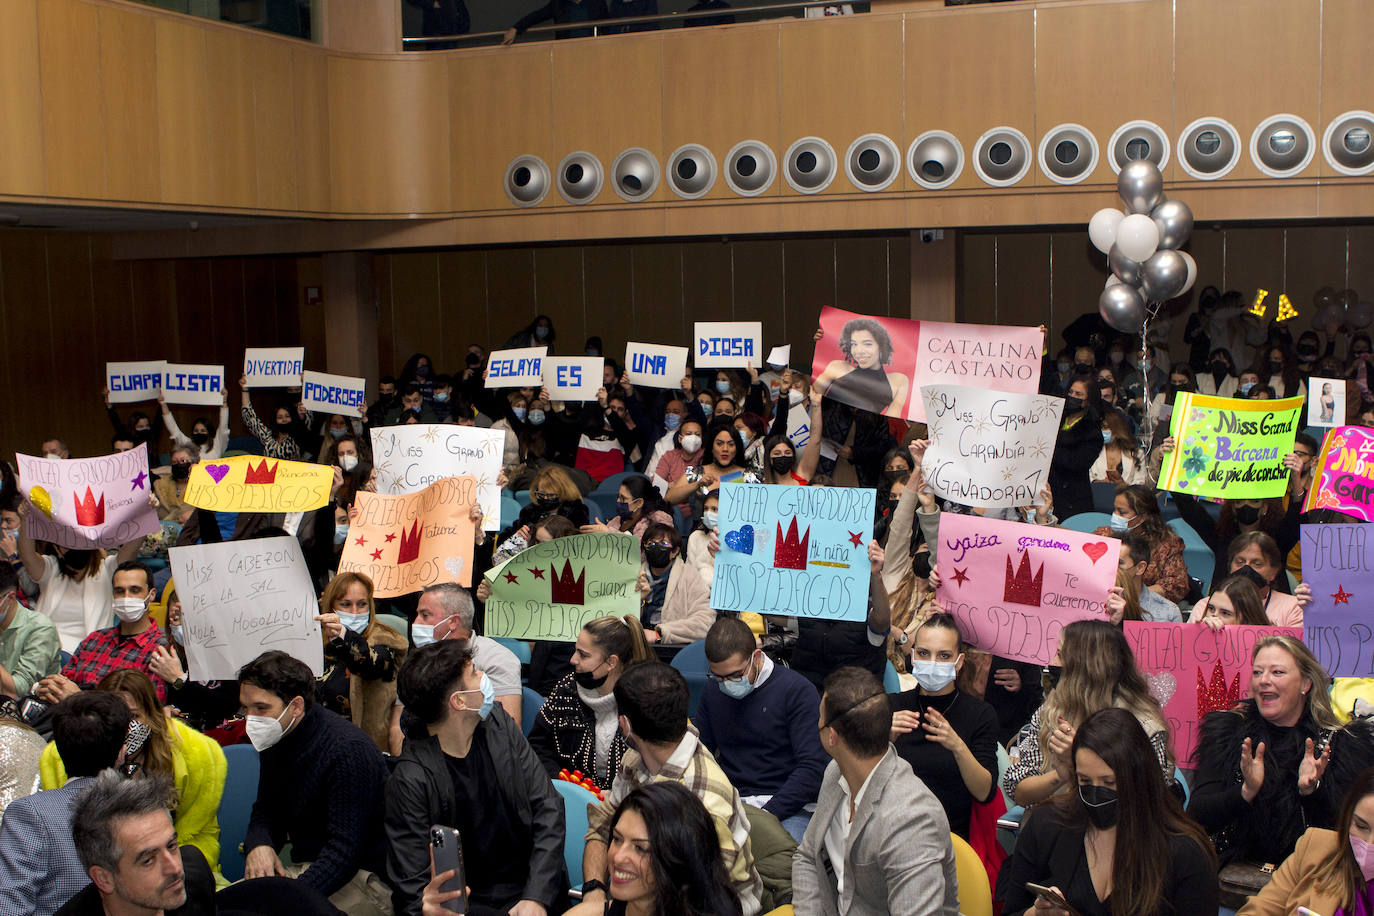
[218,744,260,882]
[552,779,599,887]
[669,640,709,718]
[521,687,544,737]
[953,832,993,916]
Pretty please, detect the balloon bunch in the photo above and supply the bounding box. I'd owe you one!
[1088,160,1198,333]
[1311,286,1374,331]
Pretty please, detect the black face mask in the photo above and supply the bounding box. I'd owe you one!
[882,468,908,483]
[379,391,397,404]
[276,420,293,430]
[533,492,560,509]
[1064,395,1084,412]
[1073,362,1094,375]
[1268,360,1284,374]
[190,432,210,446]
[573,667,608,690]
[1233,562,1270,590]
[1170,382,1193,394]
[1078,784,1118,829]
[1210,360,1229,375]
[770,455,796,476]
[1233,504,1261,526]
[465,353,481,367]
[133,427,153,443]
[59,549,92,573]
[644,544,674,568]
[171,463,192,481]
[1297,347,1318,360]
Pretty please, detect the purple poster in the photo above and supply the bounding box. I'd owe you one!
[17,451,160,550]
[1302,522,1374,677]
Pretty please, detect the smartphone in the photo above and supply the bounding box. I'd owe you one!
[1025,883,1076,914]
[429,826,467,914]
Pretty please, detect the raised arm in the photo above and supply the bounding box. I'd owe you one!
[796,395,825,481]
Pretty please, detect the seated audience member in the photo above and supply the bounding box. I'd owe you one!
[1191,636,1374,868]
[586,474,673,541]
[1237,767,1374,916]
[1116,532,1182,622]
[652,418,704,508]
[494,466,591,562]
[793,666,959,916]
[0,561,60,697]
[1184,531,1306,628]
[36,561,168,706]
[685,491,719,588]
[999,708,1219,916]
[1091,484,1189,602]
[1004,620,1175,807]
[0,692,131,916]
[577,663,764,915]
[385,641,567,916]
[240,381,308,459]
[528,615,653,789]
[41,669,226,877]
[314,572,408,751]
[697,617,827,843]
[636,523,714,645]
[146,585,241,733]
[664,424,758,506]
[888,614,998,839]
[152,444,198,523]
[1196,575,1269,629]
[1092,410,1148,484]
[385,384,438,425]
[161,389,230,460]
[0,699,45,818]
[790,541,891,690]
[239,650,391,913]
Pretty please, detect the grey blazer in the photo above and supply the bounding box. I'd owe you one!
[792,749,959,916]
[0,777,94,916]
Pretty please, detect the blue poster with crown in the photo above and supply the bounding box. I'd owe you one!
[711,483,877,622]
[483,533,642,641]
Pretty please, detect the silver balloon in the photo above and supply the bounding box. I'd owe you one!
[1108,244,1142,285]
[1139,250,1189,302]
[1100,282,1147,333]
[1117,159,1165,214]
[1351,301,1374,330]
[1150,199,1193,250]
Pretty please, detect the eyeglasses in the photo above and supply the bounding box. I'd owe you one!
[707,655,755,684]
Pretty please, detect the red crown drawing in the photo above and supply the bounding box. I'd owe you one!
[1196,659,1241,718]
[74,488,105,527]
[397,520,423,564]
[244,460,278,485]
[1003,552,1044,606]
[549,560,586,604]
[774,517,810,571]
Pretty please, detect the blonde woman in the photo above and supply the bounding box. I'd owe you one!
[314,571,407,751]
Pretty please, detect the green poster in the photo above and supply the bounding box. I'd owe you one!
[1158,392,1303,499]
[482,533,641,641]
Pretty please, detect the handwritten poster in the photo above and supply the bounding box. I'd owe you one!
[936,514,1118,665]
[338,477,477,597]
[786,403,813,450]
[16,451,160,550]
[1304,426,1374,520]
[371,425,504,531]
[483,534,640,640]
[711,484,876,622]
[1301,522,1374,677]
[486,347,546,388]
[1307,377,1345,429]
[169,537,323,681]
[694,321,763,369]
[542,357,603,402]
[1159,392,1303,500]
[920,384,1063,508]
[161,363,224,407]
[183,455,334,513]
[625,342,689,389]
[243,347,305,388]
[106,360,166,404]
[810,306,1043,423]
[302,369,367,418]
[1124,621,1302,762]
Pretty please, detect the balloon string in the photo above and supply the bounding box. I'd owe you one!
[1139,306,1156,452]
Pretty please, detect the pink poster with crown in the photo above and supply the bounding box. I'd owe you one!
[1124,622,1301,763]
[934,513,1119,665]
[338,476,477,596]
[16,451,160,550]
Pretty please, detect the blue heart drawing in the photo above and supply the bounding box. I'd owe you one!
[724,525,754,554]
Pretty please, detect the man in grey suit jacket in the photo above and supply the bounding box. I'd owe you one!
[0,692,131,916]
[792,666,959,916]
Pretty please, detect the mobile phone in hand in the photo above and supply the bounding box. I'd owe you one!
[1025,882,1075,913]
[429,826,467,914]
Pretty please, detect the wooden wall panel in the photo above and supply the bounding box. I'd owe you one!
[251,40,296,210]
[204,29,258,209]
[0,0,43,196]
[2,235,57,448]
[154,18,214,204]
[532,247,586,350]
[437,250,489,372]
[731,241,783,339]
[1347,228,1374,300]
[1222,228,1285,302]
[1319,0,1374,179]
[291,48,331,213]
[624,244,677,362]
[679,242,732,344]
[1284,226,1351,304]
[1051,234,1109,334]
[959,234,997,326]
[389,252,442,368]
[836,237,890,318]
[996,233,1050,332]
[172,260,215,363]
[783,238,834,362]
[98,5,161,203]
[46,235,101,406]
[449,48,555,212]
[485,248,538,342]
[39,0,105,200]
[1185,228,1225,299]
[209,259,248,374]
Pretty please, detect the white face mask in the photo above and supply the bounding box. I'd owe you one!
[337,611,369,635]
[112,597,148,623]
[680,434,702,454]
[787,389,804,406]
[246,704,297,752]
[910,659,959,693]
[339,454,358,472]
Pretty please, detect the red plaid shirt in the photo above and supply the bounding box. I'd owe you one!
[62,622,168,703]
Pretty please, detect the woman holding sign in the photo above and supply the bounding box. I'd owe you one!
[1048,375,1105,521]
[812,319,910,417]
[315,571,408,751]
[664,424,758,505]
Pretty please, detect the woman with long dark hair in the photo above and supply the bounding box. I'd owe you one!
[1048,373,1105,520]
[1089,483,1189,603]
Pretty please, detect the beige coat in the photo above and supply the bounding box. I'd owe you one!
[643,558,715,644]
[1237,828,1348,916]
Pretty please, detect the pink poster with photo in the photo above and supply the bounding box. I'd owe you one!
[809,306,1043,422]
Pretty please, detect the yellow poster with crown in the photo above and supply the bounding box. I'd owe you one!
[483,533,641,641]
[183,455,336,513]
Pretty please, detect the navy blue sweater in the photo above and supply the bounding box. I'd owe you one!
[694,663,828,820]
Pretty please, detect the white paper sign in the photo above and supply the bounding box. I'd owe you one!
[1307,376,1345,428]
[920,384,1064,508]
[542,357,603,401]
[162,364,224,406]
[786,403,813,449]
[371,424,505,531]
[626,342,689,389]
[302,369,367,418]
[694,321,763,369]
[169,537,323,681]
[243,347,305,388]
[486,347,547,388]
[766,345,791,367]
[106,361,166,404]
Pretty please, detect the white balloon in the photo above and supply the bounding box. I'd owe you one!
[1115,213,1160,263]
[1088,208,1126,255]
[1178,251,1197,296]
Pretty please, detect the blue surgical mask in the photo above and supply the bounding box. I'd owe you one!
[1057,362,1071,374]
[664,414,682,431]
[435,391,450,403]
[337,611,369,635]
[718,655,757,700]
[411,623,436,647]
[169,624,184,646]
[703,510,719,530]
[910,659,958,693]
[616,499,633,519]
[513,407,527,421]
[1101,429,1112,444]
[528,409,546,426]
[586,348,599,357]
[738,429,752,446]
[715,380,731,394]
[1239,382,1255,395]
[1109,513,1130,532]
[700,404,713,419]
[535,326,550,340]
[329,427,346,439]
[333,525,349,546]
[457,674,495,720]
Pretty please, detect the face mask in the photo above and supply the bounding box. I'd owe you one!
[680,434,702,454]
[171,463,192,481]
[333,525,349,546]
[644,544,674,568]
[1233,562,1269,591]
[134,425,152,436]
[407,406,422,418]
[1233,504,1261,526]
[456,674,495,720]
[337,611,369,635]
[616,499,634,519]
[700,404,713,419]
[1357,349,1372,358]
[737,429,752,446]
[1042,664,1063,691]
[1170,382,1191,394]
[1268,360,1284,373]
[703,510,719,531]
[715,380,731,394]
[1057,362,1071,374]
[513,407,527,421]
[770,454,796,476]
[190,432,210,446]
[246,705,296,752]
[534,326,550,340]
[327,427,346,439]
[1064,395,1083,411]
[1298,347,1318,360]
[59,550,92,573]
[528,409,545,426]
[586,348,600,357]
[883,468,907,483]
[112,597,147,623]
[1139,359,1152,371]
[466,352,482,367]
[533,492,560,508]
[1210,360,1229,375]
[1101,429,1112,444]
[788,389,804,406]
[339,454,359,472]
[664,414,682,431]
[1351,835,1374,882]
[1109,513,1130,532]
[45,452,62,460]
[911,659,958,693]
[411,623,438,648]
[1239,382,1256,396]
[1078,784,1119,829]
[435,391,450,403]
[416,364,432,379]
[719,668,757,700]
[169,624,183,645]
[573,665,609,691]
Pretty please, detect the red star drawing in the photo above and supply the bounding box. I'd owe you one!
[528,567,545,579]
[1333,585,1353,605]
[504,571,520,585]
[385,532,397,543]
[370,548,383,560]
[950,567,970,587]
[848,530,863,547]
[354,535,367,547]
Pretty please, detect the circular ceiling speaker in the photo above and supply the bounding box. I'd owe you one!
[1108,119,1170,173]
[610,148,659,202]
[555,151,603,204]
[1322,110,1374,176]
[724,140,777,197]
[783,137,837,194]
[503,155,550,207]
[666,143,716,199]
[844,133,900,192]
[1251,114,1315,178]
[1037,123,1099,185]
[906,130,963,190]
[1177,116,1242,180]
[971,126,1031,187]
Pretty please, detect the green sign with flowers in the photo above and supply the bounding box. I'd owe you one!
[1158,392,1303,499]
